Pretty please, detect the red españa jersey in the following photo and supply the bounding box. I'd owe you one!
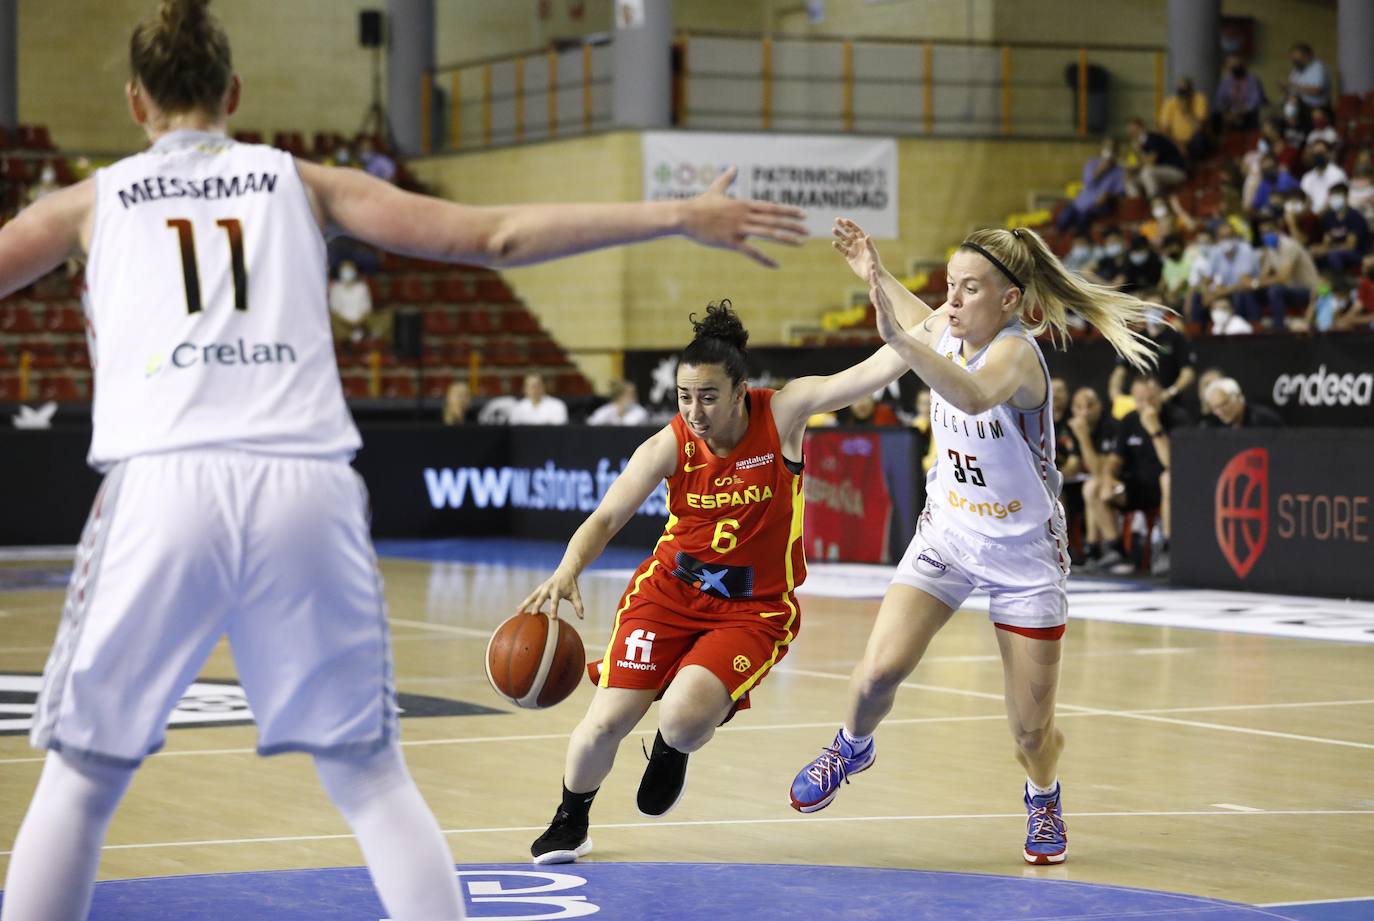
[651,388,807,602]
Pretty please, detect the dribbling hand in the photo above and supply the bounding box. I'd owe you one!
[518,568,585,621]
[833,218,883,281]
[681,166,809,268]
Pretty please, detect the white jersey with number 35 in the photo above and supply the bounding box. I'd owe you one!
[84,130,359,469]
[926,321,1061,540]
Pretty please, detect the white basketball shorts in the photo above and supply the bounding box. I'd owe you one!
[891,504,1069,630]
[31,450,396,767]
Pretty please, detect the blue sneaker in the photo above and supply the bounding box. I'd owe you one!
[1023,783,1068,864]
[789,730,876,813]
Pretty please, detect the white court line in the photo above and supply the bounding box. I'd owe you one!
[1260,896,1374,907]
[782,668,1374,751]
[389,618,493,640]
[5,808,1370,857]
[1212,804,1263,812]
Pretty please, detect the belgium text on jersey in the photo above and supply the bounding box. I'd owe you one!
[117,172,279,209]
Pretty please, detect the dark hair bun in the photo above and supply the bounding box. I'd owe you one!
[160,0,211,34]
[689,299,749,352]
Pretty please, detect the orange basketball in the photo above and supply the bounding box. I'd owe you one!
[485,611,586,709]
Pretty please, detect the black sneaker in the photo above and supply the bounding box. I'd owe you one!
[636,731,689,817]
[530,808,592,865]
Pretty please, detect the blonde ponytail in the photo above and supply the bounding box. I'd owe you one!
[961,227,1161,371]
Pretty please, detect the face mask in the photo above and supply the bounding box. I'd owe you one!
[1211,308,1231,326]
[1104,242,1123,257]
[1286,200,1306,215]
[1166,249,1183,260]
[1330,195,1347,211]
[340,265,358,282]
[1100,148,1113,159]
[1177,86,1191,96]
[40,168,56,184]
[1333,297,1349,311]
[1152,204,1169,220]
[337,150,351,164]
[1070,244,1090,258]
[1221,240,1237,255]
[1284,102,1299,119]
[1262,232,1280,248]
[1257,139,1272,154]
[1313,155,1329,169]
[1262,170,1278,182]
[1129,250,1149,265]
[1231,66,1246,77]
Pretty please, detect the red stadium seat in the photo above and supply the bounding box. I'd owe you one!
[38,374,82,401]
[500,307,541,334]
[475,277,514,302]
[1,305,38,333]
[0,377,19,401]
[393,274,431,303]
[381,373,417,398]
[422,309,457,335]
[438,274,474,303]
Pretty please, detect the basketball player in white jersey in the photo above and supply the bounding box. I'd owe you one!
[789,220,1159,865]
[0,3,808,919]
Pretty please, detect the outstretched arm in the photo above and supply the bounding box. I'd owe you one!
[517,425,678,620]
[832,218,936,331]
[0,180,94,301]
[868,267,1041,416]
[298,162,808,269]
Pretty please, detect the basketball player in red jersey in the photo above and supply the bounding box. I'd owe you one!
[518,298,931,864]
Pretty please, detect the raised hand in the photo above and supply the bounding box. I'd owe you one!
[681,165,809,268]
[833,218,884,281]
[517,567,586,621]
[870,265,903,344]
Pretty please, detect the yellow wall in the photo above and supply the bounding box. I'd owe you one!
[19,0,383,153]
[410,130,1096,386]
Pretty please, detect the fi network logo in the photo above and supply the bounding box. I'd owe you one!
[1215,447,1269,579]
[624,629,655,664]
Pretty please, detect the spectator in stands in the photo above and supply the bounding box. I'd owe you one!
[1194,367,1227,425]
[1246,153,1300,212]
[1280,190,1321,245]
[1065,386,1116,568]
[1056,138,1124,233]
[1312,183,1370,276]
[1305,107,1341,154]
[587,380,649,426]
[1125,117,1187,198]
[1086,374,1187,576]
[358,137,397,183]
[1257,216,1321,329]
[1302,273,1367,332]
[1063,232,1095,274]
[1300,140,1348,214]
[1108,308,1195,413]
[838,394,898,426]
[1157,76,1210,162]
[1348,150,1374,220]
[1189,220,1261,324]
[509,373,568,425]
[1259,116,1302,175]
[909,387,936,473]
[26,162,62,205]
[328,259,389,343]
[1200,377,1282,429]
[325,143,357,168]
[1088,226,1127,286]
[1121,234,1162,294]
[442,380,477,425]
[1207,296,1253,335]
[1140,194,1195,244]
[1051,377,1070,447]
[1280,42,1332,116]
[1157,233,1194,311]
[1214,55,1265,132]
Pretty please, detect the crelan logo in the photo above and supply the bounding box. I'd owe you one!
[1215,447,1268,579]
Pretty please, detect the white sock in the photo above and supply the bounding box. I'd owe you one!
[840,727,872,749]
[1027,777,1059,797]
[1,751,134,921]
[315,744,465,921]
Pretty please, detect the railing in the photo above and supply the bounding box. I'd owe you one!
[422,37,615,154]
[678,30,1165,139]
[421,31,1166,153]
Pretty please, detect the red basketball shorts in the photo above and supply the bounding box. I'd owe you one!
[589,558,800,705]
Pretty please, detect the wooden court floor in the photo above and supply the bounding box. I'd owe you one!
[1,553,1372,910]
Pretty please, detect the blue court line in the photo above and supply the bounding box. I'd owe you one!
[1262,899,1374,921]
[11,861,1326,920]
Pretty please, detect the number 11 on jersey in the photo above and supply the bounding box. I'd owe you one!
[167,218,248,314]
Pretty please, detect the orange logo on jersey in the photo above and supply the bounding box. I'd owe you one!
[685,485,774,509]
[947,488,1023,519]
[733,655,751,673]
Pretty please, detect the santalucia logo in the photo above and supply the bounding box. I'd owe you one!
[424,458,667,516]
[1272,364,1373,407]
